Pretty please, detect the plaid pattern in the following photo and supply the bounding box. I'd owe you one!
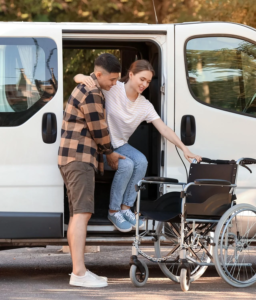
[58,73,113,175]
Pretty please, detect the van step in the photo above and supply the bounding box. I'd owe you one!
[0,236,154,247]
[88,218,112,225]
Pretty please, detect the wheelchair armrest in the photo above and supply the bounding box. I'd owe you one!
[194,179,231,186]
[143,177,179,183]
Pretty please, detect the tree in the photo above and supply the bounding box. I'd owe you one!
[1,0,256,28]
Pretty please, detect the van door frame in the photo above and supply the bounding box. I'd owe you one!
[62,30,167,231]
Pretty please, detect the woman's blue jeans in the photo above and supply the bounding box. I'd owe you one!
[103,143,148,211]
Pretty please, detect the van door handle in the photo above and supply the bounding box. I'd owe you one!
[42,113,57,144]
[180,115,196,146]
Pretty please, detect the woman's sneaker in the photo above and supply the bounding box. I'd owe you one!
[69,270,108,288]
[122,209,144,229]
[108,211,132,232]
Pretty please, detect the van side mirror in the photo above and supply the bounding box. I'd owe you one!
[180,115,196,146]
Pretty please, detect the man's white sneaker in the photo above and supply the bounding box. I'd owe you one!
[87,270,108,282]
[69,270,107,282]
[69,270,108,288]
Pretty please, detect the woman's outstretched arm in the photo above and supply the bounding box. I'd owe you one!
[152,118,201,163]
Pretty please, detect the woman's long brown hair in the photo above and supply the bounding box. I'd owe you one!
[120,59,155,83]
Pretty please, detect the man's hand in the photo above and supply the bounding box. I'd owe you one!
[106,152,126,170]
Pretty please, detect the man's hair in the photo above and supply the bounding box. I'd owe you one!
[94,53,121,73]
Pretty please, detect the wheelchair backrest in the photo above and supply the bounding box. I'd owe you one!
[186,162,237,204]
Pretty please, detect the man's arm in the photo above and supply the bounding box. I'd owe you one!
[80,91,112,154]
[80,90,125,169]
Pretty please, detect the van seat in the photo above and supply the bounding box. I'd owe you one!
[95,170,115,183]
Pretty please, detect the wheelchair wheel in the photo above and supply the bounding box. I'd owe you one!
[129,260,149,287]
[213,203,256,287]
[180,268,190,292]
[155,221,213,283]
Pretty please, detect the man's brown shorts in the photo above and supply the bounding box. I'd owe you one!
[59,161,95,216]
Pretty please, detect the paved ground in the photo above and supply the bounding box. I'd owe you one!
[0,246,255,300]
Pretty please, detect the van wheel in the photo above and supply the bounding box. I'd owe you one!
[129,260,149,287]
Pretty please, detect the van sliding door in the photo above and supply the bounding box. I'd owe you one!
[172,22,256,206]
[0,24,63,238]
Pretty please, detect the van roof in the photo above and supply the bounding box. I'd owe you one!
[0,21,169,28]
[1,22,149,26]
[0,21,253,33]
[0,21,172,33]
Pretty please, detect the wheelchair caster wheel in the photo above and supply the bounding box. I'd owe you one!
[180,268,190,292]
[129,260,149,287]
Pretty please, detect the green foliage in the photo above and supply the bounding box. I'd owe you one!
[63,49,120,105]
[1,0,256,27]
[0,0,153,23]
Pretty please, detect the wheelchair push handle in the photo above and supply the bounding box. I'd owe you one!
[197,157,256,166]
[239,158,256,165]
[199,157,236,165]
[237,158,256,173]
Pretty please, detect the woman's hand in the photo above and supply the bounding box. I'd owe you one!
[152,119,201,164]
[183,148,202,163]
[73,74,95,87]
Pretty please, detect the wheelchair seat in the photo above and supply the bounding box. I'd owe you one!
[140,192,181,222]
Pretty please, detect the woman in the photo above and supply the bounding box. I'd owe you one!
[74,59,201,232]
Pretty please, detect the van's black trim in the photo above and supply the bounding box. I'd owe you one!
[62,29,167,35]
[161,150,165,167]
[0,212,63,239]
[183,33,256,119]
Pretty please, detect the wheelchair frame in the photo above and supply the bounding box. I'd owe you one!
[130,157,256,291]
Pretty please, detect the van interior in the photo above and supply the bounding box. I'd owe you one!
[62,38,162,234]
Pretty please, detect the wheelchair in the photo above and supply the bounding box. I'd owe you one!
[129,157,256,291]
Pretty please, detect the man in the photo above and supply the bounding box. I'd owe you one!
[58,53,124,288]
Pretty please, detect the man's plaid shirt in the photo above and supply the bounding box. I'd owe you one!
[58,73,113,175]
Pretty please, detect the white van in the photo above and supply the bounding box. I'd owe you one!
[0,21,256,249]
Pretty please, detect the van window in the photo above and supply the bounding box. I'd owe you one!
[0,38,58,126]
[186,36,256,117]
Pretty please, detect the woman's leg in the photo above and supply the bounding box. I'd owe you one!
[103,148,135,211]
[104,149,135,232]
[121,144,148,208]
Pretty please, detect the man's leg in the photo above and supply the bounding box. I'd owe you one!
[61,162,107,287]
[68,213,92,276]
[67,216,73,258]
[61,162,95,274]
[60,168,74,259]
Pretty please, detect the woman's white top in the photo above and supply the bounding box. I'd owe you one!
[103,81,160,149]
